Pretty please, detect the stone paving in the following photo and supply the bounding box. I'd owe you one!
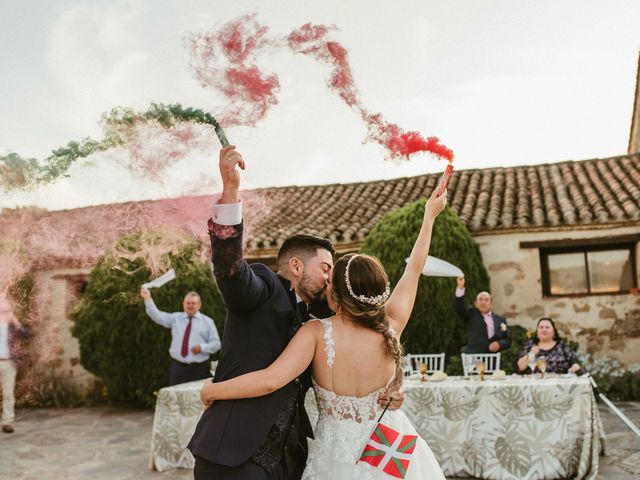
[0,403,639,480]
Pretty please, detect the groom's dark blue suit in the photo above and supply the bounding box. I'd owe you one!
[188,221,312,479]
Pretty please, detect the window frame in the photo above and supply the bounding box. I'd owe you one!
[539,242,638,297]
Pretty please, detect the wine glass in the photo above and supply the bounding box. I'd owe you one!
[536,357,548,379]
[419,363,428,382]
[401,356,413,378]
[462,355,474,377]
[475,360,486,381]
[527,352,537,376]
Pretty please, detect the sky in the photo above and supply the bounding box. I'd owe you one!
[1,0,639,211]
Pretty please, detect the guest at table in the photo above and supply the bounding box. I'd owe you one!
[454,276,511,354]
[516,317,581,374]
[141,288,220,386]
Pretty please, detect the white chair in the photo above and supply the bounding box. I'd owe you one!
[461,353,501,376]
[405,353,446,375]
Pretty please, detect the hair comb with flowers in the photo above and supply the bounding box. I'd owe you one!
[344,254,391,306]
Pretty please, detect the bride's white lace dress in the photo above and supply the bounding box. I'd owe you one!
[301,319,445,479]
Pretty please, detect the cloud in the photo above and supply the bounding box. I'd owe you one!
[43,1,151,134]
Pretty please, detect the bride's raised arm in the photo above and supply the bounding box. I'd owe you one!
[200,321,319,406]
[386,188,447,335]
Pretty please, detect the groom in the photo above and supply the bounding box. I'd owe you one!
[189,145,403,479]
[187,145,336,480]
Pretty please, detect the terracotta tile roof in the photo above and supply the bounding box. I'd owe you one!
[243,154,640,252]
[1,154,639,266]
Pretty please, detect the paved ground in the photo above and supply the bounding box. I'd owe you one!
[0,403,639,480]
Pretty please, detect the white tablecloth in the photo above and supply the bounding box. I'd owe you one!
[401,375,603,479]
[149,375,604,479]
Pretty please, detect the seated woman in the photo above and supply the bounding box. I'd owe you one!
[516,317,581,374]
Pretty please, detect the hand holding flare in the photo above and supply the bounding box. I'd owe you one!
[435,161,454,197]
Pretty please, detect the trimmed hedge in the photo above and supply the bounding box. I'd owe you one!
[71,230,226,407]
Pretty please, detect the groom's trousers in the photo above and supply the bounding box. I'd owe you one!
[193,455,286,480]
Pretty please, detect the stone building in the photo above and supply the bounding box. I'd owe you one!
[2,54,640,391]
[1,152,639,393]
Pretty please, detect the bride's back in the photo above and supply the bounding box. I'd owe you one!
[311,314,396,397]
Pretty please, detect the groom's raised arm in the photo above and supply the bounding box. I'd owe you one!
[209,146,270,312]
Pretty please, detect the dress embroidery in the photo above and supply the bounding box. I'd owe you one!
[319,318,335,368]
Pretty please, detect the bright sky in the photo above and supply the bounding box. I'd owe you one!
[1,0,639,211]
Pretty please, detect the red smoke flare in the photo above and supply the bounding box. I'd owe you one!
[190,16,454,161]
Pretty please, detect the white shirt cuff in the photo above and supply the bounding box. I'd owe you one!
[211,201,242,226]
[455,287,465,298]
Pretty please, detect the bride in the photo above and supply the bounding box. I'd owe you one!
[200,188,447,479]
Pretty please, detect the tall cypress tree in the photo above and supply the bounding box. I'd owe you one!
[361,201,490,357]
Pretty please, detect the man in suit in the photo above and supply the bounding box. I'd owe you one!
[454,276,511,354]
[187,145,335,480]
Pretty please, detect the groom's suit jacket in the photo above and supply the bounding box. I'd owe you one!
[455,296,511,354]
[187,221,313,475]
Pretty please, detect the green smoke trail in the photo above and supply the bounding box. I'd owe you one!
[0,103,227,191]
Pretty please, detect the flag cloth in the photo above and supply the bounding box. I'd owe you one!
[358,422,417,478]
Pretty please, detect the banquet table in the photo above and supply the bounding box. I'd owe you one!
[401,374,604,480]
[149,374,604,479]
[148,379,321,472]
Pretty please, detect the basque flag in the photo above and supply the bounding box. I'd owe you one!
[358,422,417,478]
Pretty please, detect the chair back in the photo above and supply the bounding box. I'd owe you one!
[461,353,501,375]
[404,353,446,375]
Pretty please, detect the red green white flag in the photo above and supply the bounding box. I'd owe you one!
[358,422,418,478]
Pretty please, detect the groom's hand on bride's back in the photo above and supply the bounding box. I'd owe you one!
[378,389,404,411]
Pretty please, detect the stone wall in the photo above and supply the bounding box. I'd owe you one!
[476,225,640,366]
[30,223,640,392]
[32,268,95,390]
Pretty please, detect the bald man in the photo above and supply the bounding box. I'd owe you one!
[454,277,511,354]
[141,289,220,386]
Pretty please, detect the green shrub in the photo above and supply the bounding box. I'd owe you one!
[361,201,490,357]
[578,354,640,401]
[71,230,226,408]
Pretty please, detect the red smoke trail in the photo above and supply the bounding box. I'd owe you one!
[287,23,453,161]
[188,15,280,126]
[190,16,453,161]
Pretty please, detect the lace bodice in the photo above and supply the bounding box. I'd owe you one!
[301,319,447,479]
[312,318,383,423]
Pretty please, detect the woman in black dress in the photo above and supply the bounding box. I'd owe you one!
[516,317,581,374]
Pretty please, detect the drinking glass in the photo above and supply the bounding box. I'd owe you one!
[527,352,537,376]
[419,363,428,382]
[536,357,548,379]
[462,355,474,377]
[401,356,412,378]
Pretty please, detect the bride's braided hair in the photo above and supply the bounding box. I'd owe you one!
[331,254,404,391]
